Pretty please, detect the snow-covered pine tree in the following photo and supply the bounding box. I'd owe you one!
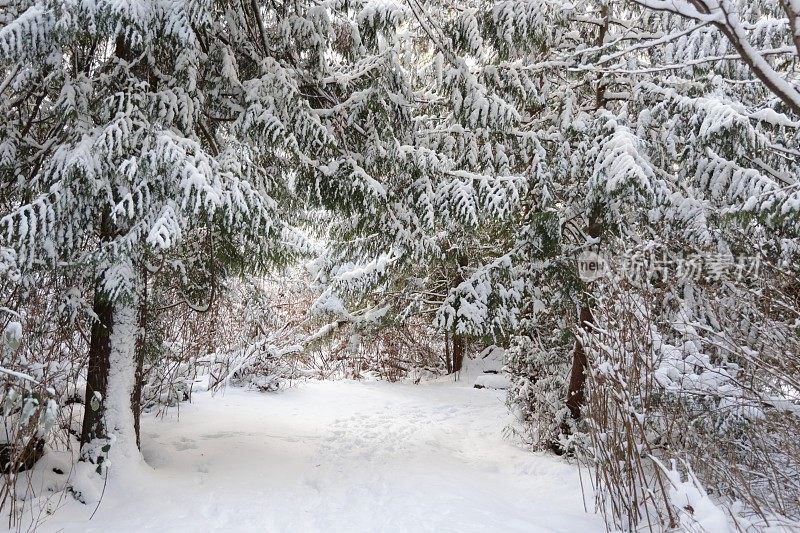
[436,0,800,526]
[0,0,415,468]
[308,0,533,368]
[0,0,301,465]
[395,0,799,434]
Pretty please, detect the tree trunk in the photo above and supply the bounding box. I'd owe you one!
[452,333,465,374]
[566,306,593,420]
[565,10,607,424]
[80,288,113,449]
[80,35,146,462]
[80,290,142,463]
[444,330,452,374]
[565,212,602,421]
[105,300,142,461]
[449,254,468,377]
[132,287,147,449]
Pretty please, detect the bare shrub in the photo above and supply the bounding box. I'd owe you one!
[0,267,88,525]
[301,315,446,381]
[582,272,800,530]
[143,274,312,407]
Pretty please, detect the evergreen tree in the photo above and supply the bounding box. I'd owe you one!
[0,0,405,464]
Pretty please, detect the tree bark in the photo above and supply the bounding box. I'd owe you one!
[452,333,465,374]
[450,254,469,377]
[444,330,452,374]
[565,8,607,423]
[566,306,594,420]
[132,283,147,449]
[565,214,602,422]
[80,292,142,461]
[80,287,113,448]
[453,333,467,373]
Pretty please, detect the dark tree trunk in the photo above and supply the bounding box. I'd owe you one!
[444,330,452,374]
[565,211,602,421]
[449,254,469,377]
[132,285,146,449]
[452,334,465,374]
[565,8,607,423]
[566,306,594,419]
[80,288,113,448]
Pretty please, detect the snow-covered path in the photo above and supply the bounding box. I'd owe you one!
[37,380,602,532]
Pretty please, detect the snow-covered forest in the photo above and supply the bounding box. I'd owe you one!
[1,0,799,531]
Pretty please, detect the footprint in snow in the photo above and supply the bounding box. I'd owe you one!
[201,430,249,439]
[174,437,198,451]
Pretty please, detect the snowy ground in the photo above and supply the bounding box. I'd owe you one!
[19,379,602,532]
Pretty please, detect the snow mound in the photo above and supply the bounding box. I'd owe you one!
[474,373,512,390]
